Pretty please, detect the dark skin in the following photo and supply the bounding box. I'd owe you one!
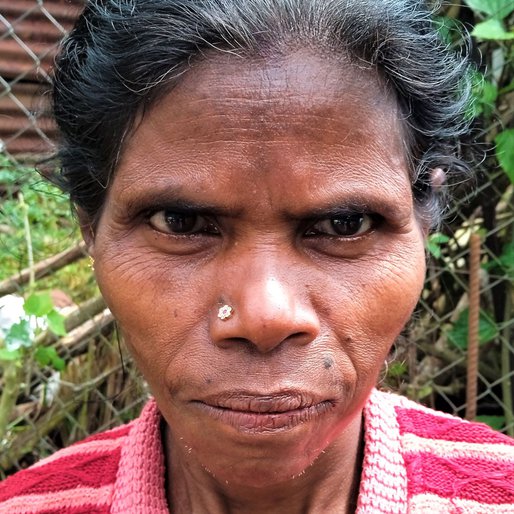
[86,51,427,513]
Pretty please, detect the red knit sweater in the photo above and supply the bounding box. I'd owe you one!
[1,390,514,513]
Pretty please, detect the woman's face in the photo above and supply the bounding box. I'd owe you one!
[90,52,426,486]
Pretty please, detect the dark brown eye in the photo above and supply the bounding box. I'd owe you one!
[306,214,372,237]
[148,211,218,235]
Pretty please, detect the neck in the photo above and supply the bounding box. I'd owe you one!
[164,416,364,514]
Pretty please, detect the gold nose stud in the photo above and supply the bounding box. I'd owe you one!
[218,305,234,321]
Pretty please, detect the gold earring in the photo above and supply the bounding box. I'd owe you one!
[88,256,95,271]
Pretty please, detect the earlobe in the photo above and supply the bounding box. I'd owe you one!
[76,207,95,257]
[418,166,446,237]
[430,167,446,191]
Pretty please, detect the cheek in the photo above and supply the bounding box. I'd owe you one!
[93,246,213,378]
[326,235,426,376]
[361,250,425,335]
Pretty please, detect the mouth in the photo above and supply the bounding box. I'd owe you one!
[192,391,335,433]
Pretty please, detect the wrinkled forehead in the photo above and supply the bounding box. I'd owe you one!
[145,50,403,130]
[112,50,413,216]
[123,49,409,167]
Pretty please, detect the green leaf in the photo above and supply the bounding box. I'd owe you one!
[483,242,514,279]
[478,80,498,117]
[447,309,499,350]
[0,348,21,361]
[46,310,67,337]
[34,346,51,366]
[465,0,514,19]
[416,384,433,400]
[35,346,65,371]
[472,19,514,40]
[467,71,486,118]
[481,80,499,104]
[387,361,408,378]
[476,415,505,430]
[426,233,450,258]
[495,129,514,183]
[5,319,32,350]
[24,292,54,317]
[435,16,462,44]
[497,242,514,279]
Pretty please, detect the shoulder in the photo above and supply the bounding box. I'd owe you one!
[369,389,514,512]
[0,410,143,514]
[370,388,514,447]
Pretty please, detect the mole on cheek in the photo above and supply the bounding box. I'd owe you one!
[323,356,334,370]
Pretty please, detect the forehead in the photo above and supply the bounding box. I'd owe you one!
[114,51,411,212]
[139,50,404,143]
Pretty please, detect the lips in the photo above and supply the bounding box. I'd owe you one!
[192,391,334,433]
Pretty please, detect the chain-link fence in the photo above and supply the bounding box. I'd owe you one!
[0,0,513,477]
[0,0,85,158]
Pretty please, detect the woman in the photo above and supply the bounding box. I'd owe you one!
[1,0,514,512]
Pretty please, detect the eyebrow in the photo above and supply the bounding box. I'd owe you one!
[284,195,412,222]
[121,189,243,219]
[118,181,411,222]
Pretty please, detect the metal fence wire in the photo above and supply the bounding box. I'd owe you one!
[0,0,513,477]
[0,0,84,158]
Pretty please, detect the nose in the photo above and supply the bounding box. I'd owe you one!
[210,264,320,353]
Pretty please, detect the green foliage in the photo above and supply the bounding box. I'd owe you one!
[464,0,514,20]
[495,129,514,184]
[435,15,463,43]
[426,233,450,258]
[34,346,65,372]
[497,242,514,280]
[46,310,67,336]
[0,156,76,280]
[476,415,506,430]
[446,309,499,350]
[472,19,514,40]
[23,292,67,336]
[387,361,408,378]
[484,241,514,281]
[4,319,32,351]
[0,292,67,370]
[0,349,20,361]
[24,292,54,317]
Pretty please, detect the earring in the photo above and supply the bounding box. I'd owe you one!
[88,256,95,271]
[218,304,234,321]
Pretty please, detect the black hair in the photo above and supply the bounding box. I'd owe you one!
[51,0,473,227]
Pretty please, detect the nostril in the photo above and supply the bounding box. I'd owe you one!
[215,337,251,350]
[228,337,249,345]
[285,332,315,344]
[287,332,304,340]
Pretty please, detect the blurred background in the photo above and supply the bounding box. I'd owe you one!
[0,0,513,478]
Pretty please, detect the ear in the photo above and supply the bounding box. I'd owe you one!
[419,167,446,238]
[430,167,446,191]
[76,207,96,257]
[419,219,431,239]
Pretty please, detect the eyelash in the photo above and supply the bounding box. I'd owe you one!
[145,209,380,239]
[304,213,378,238]
[146,210,219,236]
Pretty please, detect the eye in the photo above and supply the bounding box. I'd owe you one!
[148,210,219,235]
[305,213,374,237]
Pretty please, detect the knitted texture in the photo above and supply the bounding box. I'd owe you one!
[359,390,514,513]
[1,390,514,513]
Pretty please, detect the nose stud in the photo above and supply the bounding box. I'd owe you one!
[218,304,234,321]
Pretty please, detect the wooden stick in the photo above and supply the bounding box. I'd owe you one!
[0,242,87,296]
[57,309,115,356]
[35,296,107,347]
[466,233,481,421]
